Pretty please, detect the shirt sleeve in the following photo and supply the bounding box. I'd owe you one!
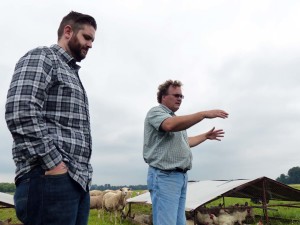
[5,48,62,170]
[147,106,172,131]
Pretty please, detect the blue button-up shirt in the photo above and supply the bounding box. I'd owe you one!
[5,44,93,191]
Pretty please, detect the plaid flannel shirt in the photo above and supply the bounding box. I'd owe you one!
[5,44,93,191]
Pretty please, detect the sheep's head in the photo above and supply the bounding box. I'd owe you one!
[120,187,131,196]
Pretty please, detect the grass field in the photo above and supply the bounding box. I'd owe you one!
[1,189,300,225]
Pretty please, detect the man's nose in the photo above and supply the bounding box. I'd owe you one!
[87,41,93,48]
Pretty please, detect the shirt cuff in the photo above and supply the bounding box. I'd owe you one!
[40,148,63,170]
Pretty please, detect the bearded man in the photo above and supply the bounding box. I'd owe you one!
[5,11,97,225]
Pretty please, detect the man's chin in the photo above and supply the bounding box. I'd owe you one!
[173,107,180,112]
[74,55,86,62]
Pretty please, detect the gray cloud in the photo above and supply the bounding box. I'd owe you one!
[1,0,299,185]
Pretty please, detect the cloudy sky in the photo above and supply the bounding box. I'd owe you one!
[1,0,299,186]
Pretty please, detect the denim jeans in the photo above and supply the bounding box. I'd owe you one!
[14,166,90,225]
[147,166,188,225]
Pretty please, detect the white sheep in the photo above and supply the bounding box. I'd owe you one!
[232,207,253,225]
[90,194,105,219]
[123,190,134,216]
[210,210,236,225]
[90,190,103,196]
[89,190,113,219]
[196,211,214,225]
[133,214,153,225]
[102,187,131,225]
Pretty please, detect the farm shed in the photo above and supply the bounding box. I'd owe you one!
[127,176,300,224]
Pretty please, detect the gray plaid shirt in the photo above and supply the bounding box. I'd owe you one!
[143,104,192,170]
[5,44,93,191]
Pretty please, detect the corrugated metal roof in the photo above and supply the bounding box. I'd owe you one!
[0,192,14,208]
[127,176,300,211]
[223,176,300,202]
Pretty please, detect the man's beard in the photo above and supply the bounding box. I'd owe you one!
[68,35,86,62]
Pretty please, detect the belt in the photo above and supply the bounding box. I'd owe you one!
[154,166,189,173]
[174,167,189,173]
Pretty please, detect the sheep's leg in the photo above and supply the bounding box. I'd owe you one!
[119,211,123,224]
[114,211,117,225]
[110,212,113,222]
[97,209,100,219]
[101,208,105,221]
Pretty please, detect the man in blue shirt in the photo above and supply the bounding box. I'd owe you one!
[5,11,97,225]
[143,80,228,225]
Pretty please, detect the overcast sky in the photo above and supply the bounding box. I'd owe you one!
[1,0,299,186]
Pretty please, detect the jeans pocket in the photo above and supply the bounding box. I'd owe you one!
[14,178,30,223]
[147,172,154,191]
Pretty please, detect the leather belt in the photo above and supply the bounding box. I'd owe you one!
[174,167,189,173]
[156,167,189,173]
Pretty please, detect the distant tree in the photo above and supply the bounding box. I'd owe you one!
[0,182,148,193]
[288,167,300,184]
[276,174,288,184]
[90,183,147,191]
[276,166,300,184]
[0,183,16,193]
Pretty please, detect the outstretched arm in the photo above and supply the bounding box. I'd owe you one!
[161,110,228,132]
[188,127,225,147]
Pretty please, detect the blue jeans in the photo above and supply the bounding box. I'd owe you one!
[147,166,188,225]
[14,166,90,225]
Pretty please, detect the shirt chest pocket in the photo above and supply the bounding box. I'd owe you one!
[52,69,86,100]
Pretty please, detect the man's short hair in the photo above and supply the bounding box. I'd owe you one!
[57,11,97,41]
[157,80,183,103]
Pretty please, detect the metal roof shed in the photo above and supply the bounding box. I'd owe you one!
[127,176,300,224]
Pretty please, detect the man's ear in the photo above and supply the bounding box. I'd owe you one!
[63,25,73,40]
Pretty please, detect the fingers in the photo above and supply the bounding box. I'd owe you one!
[206,110,229,119]
[212,129,225,135]
[218,110,229,119]
[207,128,225,141]
[45,162,68,175]
[209,127,215,132]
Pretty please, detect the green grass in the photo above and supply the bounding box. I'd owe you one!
[0,207,20,224]
[290,184,300,190]
[2,189,300,225]
[88,203,152,225]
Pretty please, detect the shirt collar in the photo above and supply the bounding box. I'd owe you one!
[50,44,81,71]
[159,104,176,116]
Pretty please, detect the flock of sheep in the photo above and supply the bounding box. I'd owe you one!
[90,187,130,224]
[89,188,262,225]
[186,202,258,225]
[89,187,149,225]
[0,191,261,225]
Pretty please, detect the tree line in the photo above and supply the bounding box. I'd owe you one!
[90,183,147,191]
[0,182,147,193]
[276,166,300,184]
[1,166,299,192]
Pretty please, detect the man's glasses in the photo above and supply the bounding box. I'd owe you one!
[168,94,184,99]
